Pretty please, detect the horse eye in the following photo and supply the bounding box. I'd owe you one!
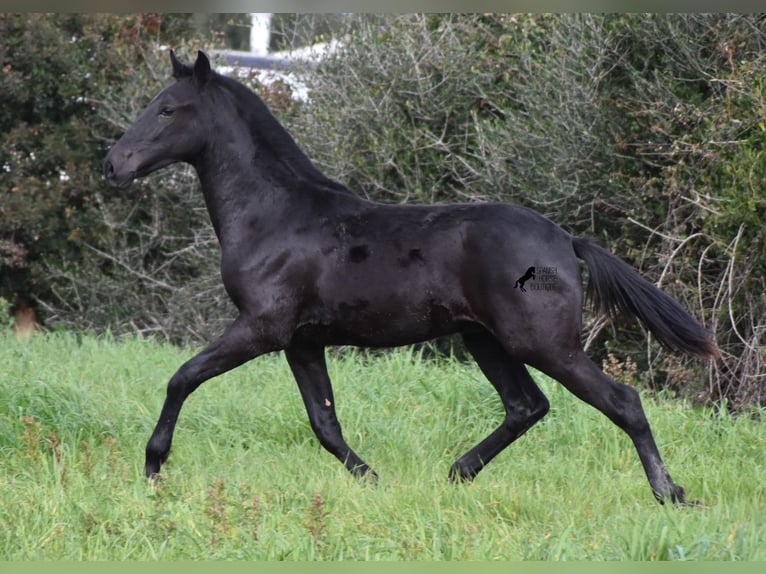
[159,107,174,117]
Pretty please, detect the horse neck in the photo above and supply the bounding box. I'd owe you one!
[194,143,281,245]
[193,81,353,246]
[193,129,319,247]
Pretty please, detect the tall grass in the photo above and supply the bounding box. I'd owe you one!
[0,332,763,560]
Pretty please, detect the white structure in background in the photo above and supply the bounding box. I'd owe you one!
[211,13,340,101]
[250,13,272,55]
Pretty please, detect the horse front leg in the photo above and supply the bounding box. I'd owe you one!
[284,343,376,480]
[145,316,273,478]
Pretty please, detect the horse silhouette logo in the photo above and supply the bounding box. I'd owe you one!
[514,266,536,292]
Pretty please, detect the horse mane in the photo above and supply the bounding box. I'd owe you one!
[212,72,352,195]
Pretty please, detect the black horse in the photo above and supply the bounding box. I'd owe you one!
[104,51,717,504]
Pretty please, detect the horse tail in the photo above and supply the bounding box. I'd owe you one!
[572,237,718,358]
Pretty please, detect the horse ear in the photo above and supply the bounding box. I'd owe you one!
[193,50,212,86]
[170,49,191,79]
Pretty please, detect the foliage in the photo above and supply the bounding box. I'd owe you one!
[1,14,764,409]
[592,14,766,408]
[193,14,253,51]
[1,333,765,559]
[268,14,351,52]
[0,13,200,327]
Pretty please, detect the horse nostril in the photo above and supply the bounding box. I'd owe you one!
[104,159,114,180]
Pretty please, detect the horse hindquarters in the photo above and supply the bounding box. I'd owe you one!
[475,233,691,503]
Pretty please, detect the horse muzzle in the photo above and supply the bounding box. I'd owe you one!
[103,147,138,188]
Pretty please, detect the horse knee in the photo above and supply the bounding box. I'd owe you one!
[307,414,345,453]
[500,394,549,441]
[314,427,342,453]
[507,390,549,425]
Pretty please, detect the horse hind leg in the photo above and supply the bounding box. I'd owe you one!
[449,328,550,481]
[535,349,688,504]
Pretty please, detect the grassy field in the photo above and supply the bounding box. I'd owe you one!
[0,332,764,560]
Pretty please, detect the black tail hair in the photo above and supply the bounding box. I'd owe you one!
[573,237,718,358]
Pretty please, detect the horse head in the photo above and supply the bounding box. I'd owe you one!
[103,50,213,187]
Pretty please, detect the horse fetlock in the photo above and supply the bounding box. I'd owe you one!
[145,459,162,479]
[144,449,169,478]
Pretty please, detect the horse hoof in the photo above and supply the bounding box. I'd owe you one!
[350,463,378,483]
[448,462,477,483]
[654,484,692,506]
[363,470,380,485]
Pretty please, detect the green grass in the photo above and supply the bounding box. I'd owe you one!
[0,332,764,560]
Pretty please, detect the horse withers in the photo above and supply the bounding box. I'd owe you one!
[104,50,717,504]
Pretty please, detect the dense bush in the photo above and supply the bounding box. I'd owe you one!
[1,14,763,409]
[0,14,202,329]
[1,14,247,342]
[291,14,765,409]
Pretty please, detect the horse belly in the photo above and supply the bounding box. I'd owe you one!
[295,283,466,348]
